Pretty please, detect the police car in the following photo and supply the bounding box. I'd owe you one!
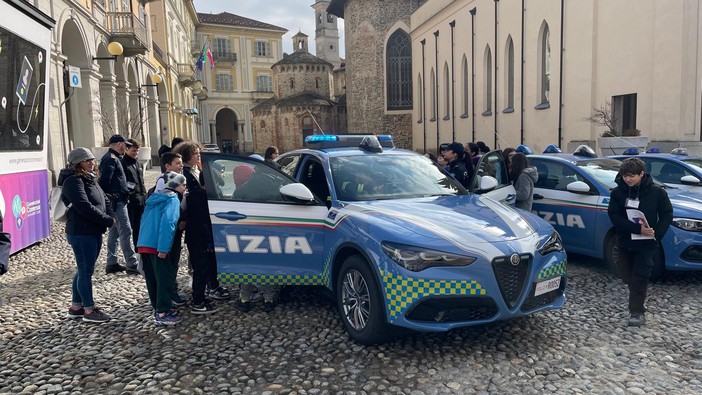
[528,145,702,279]
[610,148,702,192]
[199,135,566,344]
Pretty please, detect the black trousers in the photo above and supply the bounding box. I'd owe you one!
[187,243,214,305]
[619,248,655,314]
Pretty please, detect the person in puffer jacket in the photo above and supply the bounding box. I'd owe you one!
[60,147,115,324]
[509,153,539,211]
[608,158,672,328]
[137,172,186,326]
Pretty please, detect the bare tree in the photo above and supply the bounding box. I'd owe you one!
[92,88,152,145]
[584,101,618,137]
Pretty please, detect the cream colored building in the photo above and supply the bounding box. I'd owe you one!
[150,0,200,144]
[31,0,165,178]
[195,12,286,153]
[411,0,702,154]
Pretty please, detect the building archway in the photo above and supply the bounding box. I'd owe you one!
[215,108,238,154]
[60,18,92,150]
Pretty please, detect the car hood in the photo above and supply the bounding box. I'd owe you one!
[668,189,702,218]
[339,195,543,249]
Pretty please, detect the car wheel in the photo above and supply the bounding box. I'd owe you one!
[336,255,388,345]
[604,233,620,276]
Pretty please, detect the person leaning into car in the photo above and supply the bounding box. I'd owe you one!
[607,157,672,328]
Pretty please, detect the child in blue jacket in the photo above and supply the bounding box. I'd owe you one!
[137,172,186,326]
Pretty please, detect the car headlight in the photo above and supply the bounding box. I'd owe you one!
[539,231,564,255]
[381,241,476,272]
[672,218,702,232]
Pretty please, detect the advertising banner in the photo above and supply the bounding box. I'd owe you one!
[0,170,50,254]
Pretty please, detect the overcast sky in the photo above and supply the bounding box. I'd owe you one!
[192,0,345,58]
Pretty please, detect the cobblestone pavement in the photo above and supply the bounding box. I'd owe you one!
[1,170,702,394]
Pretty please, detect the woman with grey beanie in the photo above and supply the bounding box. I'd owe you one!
[58,147,115,323]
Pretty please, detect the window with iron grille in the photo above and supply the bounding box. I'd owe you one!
[255,40,271,57]
[216,73,233,92]
[256,75,272,92]
[386,29,413,110]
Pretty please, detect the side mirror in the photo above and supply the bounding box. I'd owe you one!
[279,183,314,201]
[478,176,499,192]
[566,181,592,194]
[681,175,701,185]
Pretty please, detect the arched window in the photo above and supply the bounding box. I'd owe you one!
[461,54,469,117]
[537,21,551,108]
[443,62,450,119]
[386,29,413,110]
[483,45,492,115]
[289,78,295,90]
[417,73,423,122]
[504,36,514,111]
[430,68,436,121]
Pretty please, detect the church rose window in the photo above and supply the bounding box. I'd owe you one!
[386,29,413,110]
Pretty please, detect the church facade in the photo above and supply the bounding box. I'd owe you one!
[251,33,347,153]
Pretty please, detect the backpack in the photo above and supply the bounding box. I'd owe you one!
[49,186,72,222]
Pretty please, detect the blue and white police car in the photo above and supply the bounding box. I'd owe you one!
[199,135,566,344]
[611,148,702,193]
[528,146,702,279]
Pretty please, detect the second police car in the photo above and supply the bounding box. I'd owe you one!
[526,145,702,279]
[610,147,702,193]
[199,135,567,344]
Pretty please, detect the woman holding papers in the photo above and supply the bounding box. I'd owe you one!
[608,158,673,327]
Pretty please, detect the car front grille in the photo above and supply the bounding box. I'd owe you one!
[491,254,531,309]
[406,297,498,323]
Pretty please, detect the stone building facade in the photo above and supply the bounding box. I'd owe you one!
[252,33,346,153]
[328,0,426,149]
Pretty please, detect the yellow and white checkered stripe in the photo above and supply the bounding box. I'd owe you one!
[380,270,487,322]
[537,258,567,280]
[218,255,334,287]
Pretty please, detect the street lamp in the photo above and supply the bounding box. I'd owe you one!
[142,73,163,88]
[93,41,124,61]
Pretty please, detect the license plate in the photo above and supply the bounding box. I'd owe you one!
[534,277,561,296]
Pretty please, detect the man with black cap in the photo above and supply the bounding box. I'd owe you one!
[99,134,139,274]
[442,142,472,189]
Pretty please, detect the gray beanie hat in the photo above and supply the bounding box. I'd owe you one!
[164,171,186,190]
[67,147,95,165]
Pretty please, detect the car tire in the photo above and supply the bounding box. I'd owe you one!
[336,255,388,345]
[604,234,666,281]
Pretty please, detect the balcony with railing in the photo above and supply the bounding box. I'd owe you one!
[213,52,237,65]
[177,63,196,86]
[152,42,164,61]
[251,91,275,101]
[105,12,148,56]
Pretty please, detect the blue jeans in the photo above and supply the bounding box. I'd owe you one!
[67,234,102,309]
[106,201,138,268]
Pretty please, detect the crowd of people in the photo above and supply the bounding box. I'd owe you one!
[58,135,282,326]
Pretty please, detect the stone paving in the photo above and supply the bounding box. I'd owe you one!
[1,170,702,394]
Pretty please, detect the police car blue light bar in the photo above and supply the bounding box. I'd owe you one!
[303,134,395,149]
[646,147,661,153]
[516,144,534,155]
[623,147,640,155]
[671,147,688,156]
[543,144,562,154]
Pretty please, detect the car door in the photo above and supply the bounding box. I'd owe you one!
[201,154,329,283]
[530,158,599,253]
[470,150,516,204]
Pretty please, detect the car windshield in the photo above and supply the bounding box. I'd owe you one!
[577,158,665,190]
[330,154,466,201]
[682,158,702,174]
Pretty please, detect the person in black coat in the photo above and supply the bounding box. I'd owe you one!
[442,142,472,189]
[121,139,147,251]
[608,158,673,327]
[59,147,116,323]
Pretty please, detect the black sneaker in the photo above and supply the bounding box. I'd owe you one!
[628,313,645,327]
[83,307,111,323]
[171,295,187,307]
[105,264,127,274]
[125,265,141,275]
[208,286,231,300]
[67,307,84,319]
[234,300,251,313]
[191,301,218,315]
[263,301,276,313]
